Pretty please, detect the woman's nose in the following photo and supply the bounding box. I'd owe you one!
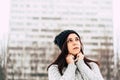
[73,40,77,45]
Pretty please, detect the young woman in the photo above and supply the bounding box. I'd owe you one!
[47,30,104,80]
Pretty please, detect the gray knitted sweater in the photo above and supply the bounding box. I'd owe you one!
[48,60,104,80]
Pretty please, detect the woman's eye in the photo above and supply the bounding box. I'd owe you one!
[75,38,79,41]
[67,39,72,42]
[69,39,73,42]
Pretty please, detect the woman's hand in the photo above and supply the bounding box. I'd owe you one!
[77,52,84,60]
[66,54,75,64]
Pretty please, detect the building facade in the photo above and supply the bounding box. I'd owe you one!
[6,0,114,80]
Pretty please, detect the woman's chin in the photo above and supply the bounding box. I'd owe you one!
[70,51,80,55]
[72,52,79,56]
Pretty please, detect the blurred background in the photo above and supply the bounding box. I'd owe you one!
[0,0,120,80]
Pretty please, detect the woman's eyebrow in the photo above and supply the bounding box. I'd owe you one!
[75,36,79,38]
[67,38,72,40]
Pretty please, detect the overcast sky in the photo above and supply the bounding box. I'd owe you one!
[113,0,120,54]
[0,0,10,39]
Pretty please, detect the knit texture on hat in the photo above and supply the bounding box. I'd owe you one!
[54,30,80,50]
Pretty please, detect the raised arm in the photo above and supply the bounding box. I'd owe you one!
[48,63,76,80]
[76,60,104,80]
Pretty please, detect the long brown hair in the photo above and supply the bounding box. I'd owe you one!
[47,34,99,75]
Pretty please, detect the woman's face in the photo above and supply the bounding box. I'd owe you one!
[67,33,82,56]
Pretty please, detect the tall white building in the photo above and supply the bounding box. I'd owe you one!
[6,0,113,80]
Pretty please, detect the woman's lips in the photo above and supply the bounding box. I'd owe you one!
[73,47,79,49]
